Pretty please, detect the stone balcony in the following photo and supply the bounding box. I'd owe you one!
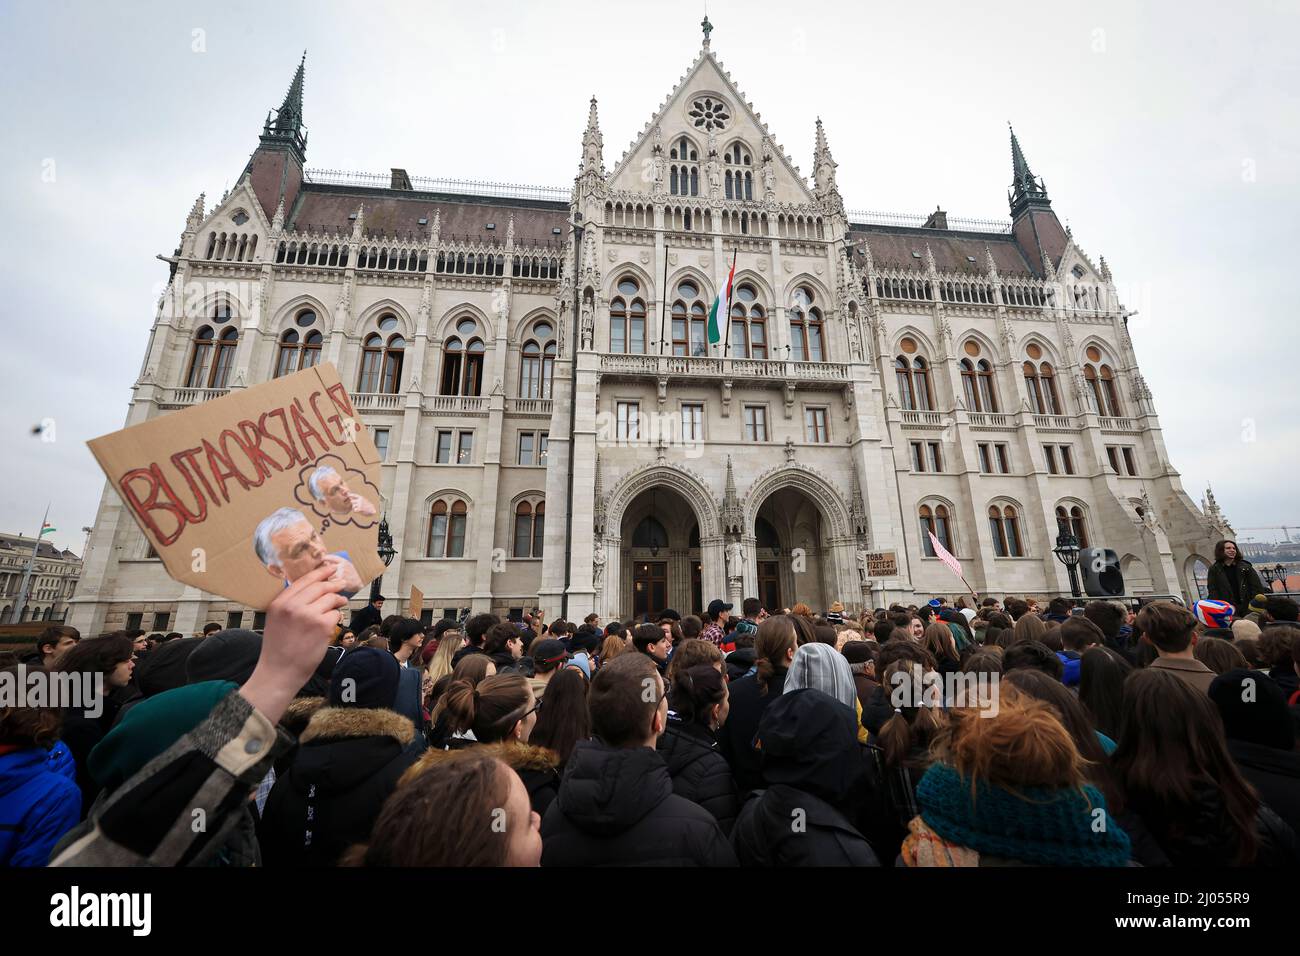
[597,353,852,390]
[158,387,229,409]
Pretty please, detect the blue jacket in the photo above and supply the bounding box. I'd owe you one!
[0,742,82,867]
[1056,651,1081,687]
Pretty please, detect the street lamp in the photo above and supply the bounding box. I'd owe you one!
[1262,563,1288,592]
[1053,530,1083,598]
[370,514,396,603]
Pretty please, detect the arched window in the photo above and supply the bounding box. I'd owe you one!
[895,355,934,411]
[1055,505,1089,548]
[669,136,700,197]
[427,499,469,558]
[789,287,824,362]
[1083,347,1123,416]
[274,328,323,377]
[723,142,753,200]
[610,277,647,354]
[671,280,708,356]
[959,357,999,412]
[988,504,1024,557]
[513,500,545,558]
[520,320,556,399]
[728,283,766,359]
[1024,359,1062,415]
[919,503,954,556]
[185,325,238,389]
[358,327,404,394]
[632,516,669,552]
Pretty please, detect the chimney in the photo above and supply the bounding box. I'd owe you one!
[390,168,412,190]
[923,206,948,230]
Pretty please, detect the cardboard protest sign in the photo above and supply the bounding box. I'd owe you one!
[409,585,424,619]
[88,363,384,609]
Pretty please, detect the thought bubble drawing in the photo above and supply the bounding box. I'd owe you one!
[294,454,381,530]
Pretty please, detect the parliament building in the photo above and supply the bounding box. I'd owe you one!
[69,23,1230,635]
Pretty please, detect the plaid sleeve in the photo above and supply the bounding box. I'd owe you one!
[50,689,293,867]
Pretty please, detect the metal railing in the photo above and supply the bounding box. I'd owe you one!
[305,169,571,204]
[598,353,850,383]
[848,209,1013,234]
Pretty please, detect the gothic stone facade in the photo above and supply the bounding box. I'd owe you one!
[69,37,1228,634]
[1,533,82,625]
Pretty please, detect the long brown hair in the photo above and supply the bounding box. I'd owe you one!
[429,654,497,730]
[921,622,958,663]
[528,666,589,763]
[442,672,532,743]
[345,749,514,866]
[754,615,799,695]
[1213,539,1240,564]
[1112,668,1260,864]
[875,660,946,770]
[1002,668,1115,801]
[1011,613,1047,645]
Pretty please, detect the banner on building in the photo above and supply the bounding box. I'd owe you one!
[87,363,383,609]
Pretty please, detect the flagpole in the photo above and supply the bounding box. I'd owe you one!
[10,502,50,625]
[658,242,669,354]
[724,249,737,357]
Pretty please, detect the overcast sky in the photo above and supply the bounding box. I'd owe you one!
[1,0,1297,555]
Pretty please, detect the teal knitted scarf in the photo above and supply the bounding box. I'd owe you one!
[916,763,1132,867]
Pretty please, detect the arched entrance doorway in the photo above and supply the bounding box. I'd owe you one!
[753,487,829,612]
[619,485,702,619]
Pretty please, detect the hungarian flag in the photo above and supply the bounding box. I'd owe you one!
[707,254,737,348]
[39,522,56,537]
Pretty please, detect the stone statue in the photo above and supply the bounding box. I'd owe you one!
[592,539,606,589]
[580,300,594,350]
[726,540,745,581]
[761,137,777,201]
[857,547,869,583]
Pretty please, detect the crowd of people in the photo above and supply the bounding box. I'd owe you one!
[2,539,1298,867]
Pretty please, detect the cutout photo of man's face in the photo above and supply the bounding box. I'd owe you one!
[313,467,377,517]
[268,519,328,583]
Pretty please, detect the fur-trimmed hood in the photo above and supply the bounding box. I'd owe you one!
[299,706,415,747]
[281,696,326,738]
[401,740,560,786]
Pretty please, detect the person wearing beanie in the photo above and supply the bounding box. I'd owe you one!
[1209,669,1300,836]
[1193,599,1235,636]
[731,688,879,866]
[825,601,845,627]
[784,643,869,744]
[185,629,264,686]
[901,689,1132,867]
[1231,618,1263,642]
[258,646,419,867]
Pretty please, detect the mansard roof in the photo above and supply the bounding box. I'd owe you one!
[848,222,1041,278]
[289,183,568,247]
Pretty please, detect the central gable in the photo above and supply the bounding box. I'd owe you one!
[606,50,815,207]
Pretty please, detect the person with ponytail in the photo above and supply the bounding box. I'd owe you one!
[861,659,947,865]
[900,687,1132,867]
[719,615,799,794]
[427,654,496,749]
[423,671,566,816]
[658,663,738,834]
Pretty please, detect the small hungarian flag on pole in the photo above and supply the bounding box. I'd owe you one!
[39,522,56,537]
[708,252,737,350]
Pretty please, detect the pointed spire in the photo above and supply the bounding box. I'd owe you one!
[278,51,306,131]
[1008,123,1049,217]
[260,52,308,161]
[580,96,605,179]
[187,193,206,229]
[813,118,842,214]
[505,213,515,248]
[351,204,365,241]
[721,456,743,536]
[271,197,285,233]
[430,209,440,244]
[1099,254,1112,283]
[983,243,1000,280]
[924,242,938,276]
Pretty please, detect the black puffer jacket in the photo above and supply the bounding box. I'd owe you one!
[540,740,737,866]
[257,706,418,867]
[657,716,739,834]
[1123,778,1299,867]
[730,689,879,866]
[724,647,756,683]
[719,669,786,794]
